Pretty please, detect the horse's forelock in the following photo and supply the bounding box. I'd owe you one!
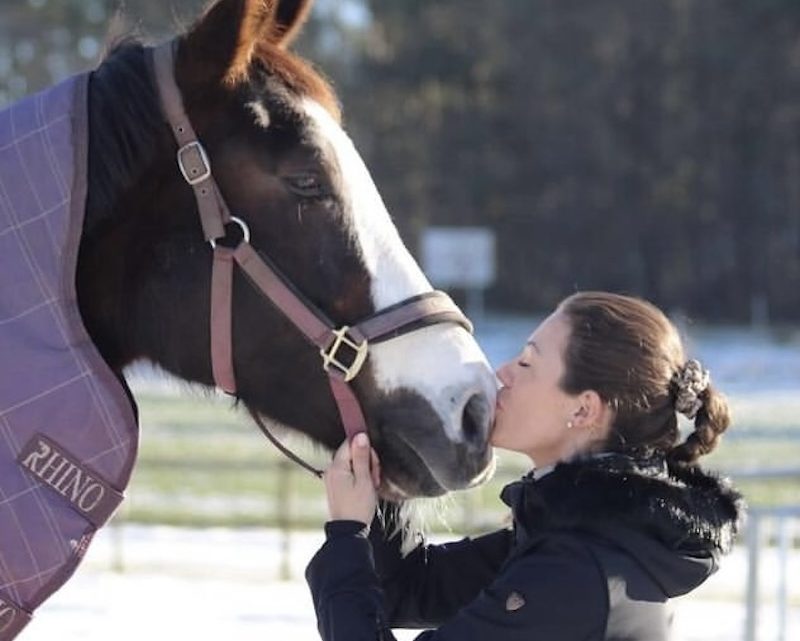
[249,42,341,123]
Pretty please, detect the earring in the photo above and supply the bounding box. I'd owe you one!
[566,420,574,430]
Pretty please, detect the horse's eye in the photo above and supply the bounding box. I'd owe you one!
[286,173,325,198]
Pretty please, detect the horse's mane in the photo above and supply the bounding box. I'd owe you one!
[86,39,162,232]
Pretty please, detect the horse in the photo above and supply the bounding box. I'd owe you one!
[0,0,496,635]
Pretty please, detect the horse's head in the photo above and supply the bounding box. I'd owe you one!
[79,0,496,498]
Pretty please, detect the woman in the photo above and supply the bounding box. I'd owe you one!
[305,292,744,641]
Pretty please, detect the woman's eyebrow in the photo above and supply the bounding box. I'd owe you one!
[526,340,541,354]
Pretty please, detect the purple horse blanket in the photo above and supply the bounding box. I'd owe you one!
[0,75,138,639]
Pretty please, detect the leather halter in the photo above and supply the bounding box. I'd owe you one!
[148,41,473,476]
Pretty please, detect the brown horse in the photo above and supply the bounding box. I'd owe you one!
[78,0,496,498]
[0,1,499,634]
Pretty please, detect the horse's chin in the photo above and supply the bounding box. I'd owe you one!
[375,433,495,499]
[378,474,447,501]
[467,451,497,488]
[382,451,495,499]
[378,479,413,502]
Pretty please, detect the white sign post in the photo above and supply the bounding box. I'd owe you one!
[420,227,496,322]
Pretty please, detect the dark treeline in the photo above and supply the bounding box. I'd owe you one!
[2,0,799,322]
[339,0,800,322]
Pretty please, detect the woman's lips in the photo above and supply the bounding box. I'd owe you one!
[496,387,507,411]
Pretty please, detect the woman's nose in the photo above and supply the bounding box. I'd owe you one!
[496,362,512,387]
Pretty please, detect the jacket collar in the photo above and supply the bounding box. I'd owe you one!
[501,452,744,556]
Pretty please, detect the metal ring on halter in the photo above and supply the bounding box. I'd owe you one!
[209,216,251,249]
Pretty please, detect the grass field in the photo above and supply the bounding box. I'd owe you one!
[117,383,800,531]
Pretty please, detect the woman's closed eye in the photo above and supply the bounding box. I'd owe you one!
[518,360,531,368]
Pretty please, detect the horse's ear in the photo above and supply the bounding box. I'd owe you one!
[271,0,315,48]
[180,0,314,86]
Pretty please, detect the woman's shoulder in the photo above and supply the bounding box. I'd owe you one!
[502,530,609,602]
[503,530,677,638]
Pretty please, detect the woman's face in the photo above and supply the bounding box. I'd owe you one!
[492,311,582,465]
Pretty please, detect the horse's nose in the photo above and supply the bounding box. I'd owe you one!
[461,392,492,449]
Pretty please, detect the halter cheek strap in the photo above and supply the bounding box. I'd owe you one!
[210,247,236,393]
[149,41,473,476]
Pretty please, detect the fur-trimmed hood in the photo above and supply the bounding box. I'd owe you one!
[500,453,745,597]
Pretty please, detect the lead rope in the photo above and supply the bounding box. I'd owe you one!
[248,408,325,478]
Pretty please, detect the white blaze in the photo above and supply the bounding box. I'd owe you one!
[247,101,272,128]
[301,100,496,441]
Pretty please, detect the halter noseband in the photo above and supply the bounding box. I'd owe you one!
[148,42,473,477]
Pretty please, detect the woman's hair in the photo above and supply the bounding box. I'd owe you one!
[557,291,730,464]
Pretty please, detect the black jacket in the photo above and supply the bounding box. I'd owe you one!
[305,453,743,641]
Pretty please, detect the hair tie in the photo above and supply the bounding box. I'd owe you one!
[672,359,710,419]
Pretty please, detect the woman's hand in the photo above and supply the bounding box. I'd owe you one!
[324,432,381,525]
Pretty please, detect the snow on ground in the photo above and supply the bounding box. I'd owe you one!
[22,524,800,641]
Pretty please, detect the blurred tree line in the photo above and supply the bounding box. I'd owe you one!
[1,0,799,322]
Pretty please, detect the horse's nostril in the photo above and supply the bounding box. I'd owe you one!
[462,393,488,446]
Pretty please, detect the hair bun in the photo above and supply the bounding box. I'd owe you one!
[672,359,710,419]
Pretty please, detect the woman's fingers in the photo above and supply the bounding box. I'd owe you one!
[323,433,380,524]
[330,438,352,471]
[326,433,381,489]
[370,448,381,489]
[350,433,372,482]
[352,435,383,490]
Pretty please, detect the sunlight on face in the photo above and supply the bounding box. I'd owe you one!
[491,311,582,466]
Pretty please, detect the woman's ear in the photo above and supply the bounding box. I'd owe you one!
[178,0,315,87]
[572,390,613,438]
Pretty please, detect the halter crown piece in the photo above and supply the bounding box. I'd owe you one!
[672,359,710,420]
[148,41,474,477]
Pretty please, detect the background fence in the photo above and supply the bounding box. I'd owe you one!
[744,504,800,641]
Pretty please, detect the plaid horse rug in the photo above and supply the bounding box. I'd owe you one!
[0,75,139,639]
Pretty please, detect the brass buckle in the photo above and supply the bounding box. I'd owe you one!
[177,141,212,186]
[320,326,368,382]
